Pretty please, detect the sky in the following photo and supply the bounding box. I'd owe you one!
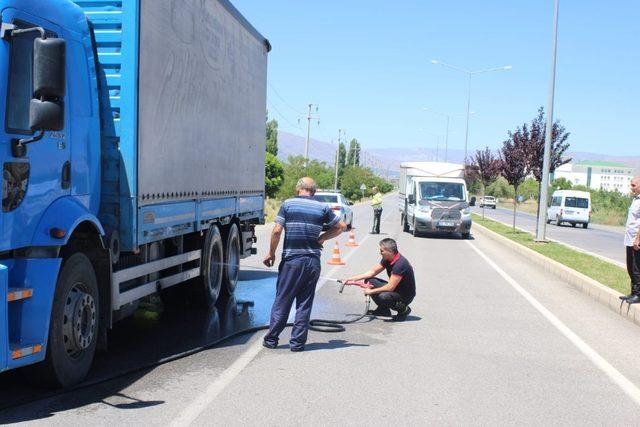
[234,1,639,157]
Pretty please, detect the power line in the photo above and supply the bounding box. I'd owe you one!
[267,82,305,115]
[267,99,303,130]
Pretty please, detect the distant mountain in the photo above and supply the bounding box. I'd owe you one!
[277,131,639,174]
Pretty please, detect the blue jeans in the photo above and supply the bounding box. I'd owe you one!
[264,256,321,349]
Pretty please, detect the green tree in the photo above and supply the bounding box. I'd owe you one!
[552,177,572,190]
[486,176,515,199]
[518,177,539,200]
[277,156,334,199]
[266,119,278,156]
[347,139,360,166]
[265,152,284,197]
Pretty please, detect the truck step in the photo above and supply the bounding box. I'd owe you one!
[7,287,33,302]
[10,343,43,360]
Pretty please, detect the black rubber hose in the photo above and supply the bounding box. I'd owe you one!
[0,297,372,412]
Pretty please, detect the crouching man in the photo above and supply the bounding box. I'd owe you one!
[344,238,415,321]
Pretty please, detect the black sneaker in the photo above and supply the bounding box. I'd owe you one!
[392,306,412,321]
[367,307,392,317]
[263,339,277,349]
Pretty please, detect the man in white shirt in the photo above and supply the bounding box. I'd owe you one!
[622,176,640,303]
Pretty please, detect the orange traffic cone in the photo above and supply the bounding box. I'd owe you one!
[327,241,346,265]
[345,230,359,247]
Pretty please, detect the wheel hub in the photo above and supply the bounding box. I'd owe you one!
[63,284,97,358]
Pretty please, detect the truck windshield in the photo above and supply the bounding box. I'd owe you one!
[565,197,589,209]
[420,182,465,201]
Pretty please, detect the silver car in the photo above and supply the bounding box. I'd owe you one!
[479,196,497,209]
[314,190,353,229]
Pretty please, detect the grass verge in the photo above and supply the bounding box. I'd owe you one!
[472,213,629,294]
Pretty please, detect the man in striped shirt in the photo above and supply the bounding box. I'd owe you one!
[263,177,346,351]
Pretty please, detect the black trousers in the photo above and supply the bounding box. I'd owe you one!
[366,277,413,312]
[372,208,382,233]
[627,246,640,295]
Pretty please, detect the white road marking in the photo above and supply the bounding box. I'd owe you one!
[466,240,640,406]
[171,220,379,426]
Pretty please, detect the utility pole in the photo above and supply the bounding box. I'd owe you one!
[304,104,318,168]
[334,130,342,190]
[536,0,560,242]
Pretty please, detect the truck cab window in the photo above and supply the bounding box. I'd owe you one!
[5,29,38,135]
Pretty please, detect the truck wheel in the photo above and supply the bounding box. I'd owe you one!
[556,216,562,226]
[462,232,471,239]
[223,224,240,295]
[32,253,99,387]
[412,219,420,237]
[402,214,409,232]
[197,225,224,307]
[583,223,589,229]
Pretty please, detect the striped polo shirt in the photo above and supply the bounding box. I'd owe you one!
[276,196,340,260]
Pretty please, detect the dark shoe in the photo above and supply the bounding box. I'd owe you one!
[620,293,635,301]
[263,339,277,349]
[626,295,640,304]
[392,306,412,321]
[367,307,392,317]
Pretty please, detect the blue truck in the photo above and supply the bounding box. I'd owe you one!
[0,0,270,386]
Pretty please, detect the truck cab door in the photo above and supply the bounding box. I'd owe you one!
[407,181,416,223]
[1,11,70,249]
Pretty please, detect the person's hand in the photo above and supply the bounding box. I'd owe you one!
[363,288,373,296]
[263,253,276,267]
[634,238,640,251]
[317,237,325,248]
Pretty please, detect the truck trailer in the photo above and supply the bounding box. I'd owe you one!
[0,0,270,386]
[398,162,475,238]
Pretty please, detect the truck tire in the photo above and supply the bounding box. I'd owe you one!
[412,219,420,237]
[223,224,240,295]
[556,215,562,226]
[197,225,224,307]
[462,232,471,239]
[583,223,589,229]
[402,214,409,233]
[30,253,99,387]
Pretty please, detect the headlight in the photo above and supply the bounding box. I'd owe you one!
[418,205,431,213]
[461,207,471,214]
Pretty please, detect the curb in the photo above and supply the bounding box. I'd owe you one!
[472,222,640,326]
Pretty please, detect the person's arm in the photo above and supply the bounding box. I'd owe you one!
[263,223,283,267]
[318,220,346,246]
[364,274,402,295]
[634,202,640,251]
[344,264,386,283]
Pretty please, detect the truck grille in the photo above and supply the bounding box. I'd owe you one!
[431,208,461,220]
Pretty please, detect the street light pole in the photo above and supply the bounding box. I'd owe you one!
[444,115,450,162]
[431,60,512,169]
[463,73,472,167]
[536,0,560,242]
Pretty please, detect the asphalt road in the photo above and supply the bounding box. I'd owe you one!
[472,204,626,267]
[3,196,640,425]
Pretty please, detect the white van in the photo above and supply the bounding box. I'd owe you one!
[547,190,591,228]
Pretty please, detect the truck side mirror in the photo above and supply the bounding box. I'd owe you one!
[33,37,66,99]
[11,36,66,157]
[470,196,476,206]
[408,194,415,204]
[30,99,64,131]
[31,37,65,132]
